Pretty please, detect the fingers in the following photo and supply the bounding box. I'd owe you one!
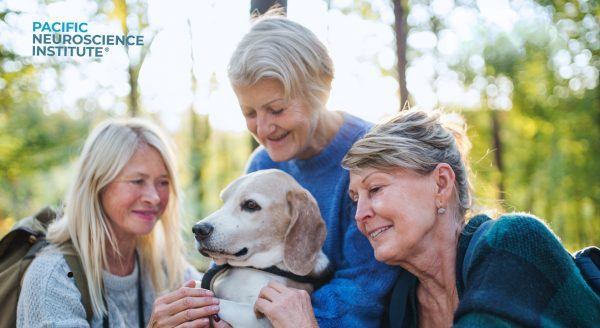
[254,297,272,315]
[183,279,196,288]
[265,281,287,292]
[254,284,315,328]
[212,317,234,328]
[166,294,219,316]
[174,317,210,328]
[164,304,220,327]
[157,285,214,305]
[150,284,219,327]
[257,284,281,302]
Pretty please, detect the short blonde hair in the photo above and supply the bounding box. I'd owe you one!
[47,118,186,316]
[342,109,473,218]
[228,13,334,111]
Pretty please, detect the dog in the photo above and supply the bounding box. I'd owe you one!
[193,169,331,328]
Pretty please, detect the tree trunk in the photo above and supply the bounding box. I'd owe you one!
[187,19,210,208]
[128,65,139,117]
[491,110,505,205]
[392,0,409,111]
[250,0,287,15]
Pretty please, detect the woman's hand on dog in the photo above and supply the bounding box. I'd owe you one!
[254,282,319,328]
[147,279,220,328]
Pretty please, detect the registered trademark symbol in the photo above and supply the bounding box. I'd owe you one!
[105,47,109,52]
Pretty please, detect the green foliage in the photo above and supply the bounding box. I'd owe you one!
[0,0,598,255]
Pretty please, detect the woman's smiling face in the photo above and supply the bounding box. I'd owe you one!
[234,79,317,162]
[101,144,170,240]
[348,167,438,265]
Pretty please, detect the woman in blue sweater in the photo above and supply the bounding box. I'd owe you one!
[224,11,401,328]
[341,109,600,326]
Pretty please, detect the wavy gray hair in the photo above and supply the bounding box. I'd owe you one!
[342,109,473,218]
[228,13,334,112]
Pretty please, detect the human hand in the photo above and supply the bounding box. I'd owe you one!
[254,282,318,328]
[211,314,233,328]
[147,279,220,328]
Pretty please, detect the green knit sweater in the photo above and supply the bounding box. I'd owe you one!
[390,213,600,327]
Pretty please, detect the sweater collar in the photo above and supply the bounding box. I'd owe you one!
[455,214,493,296]
[291,112,363,171]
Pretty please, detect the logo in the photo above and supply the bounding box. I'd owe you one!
[32,21,144,58]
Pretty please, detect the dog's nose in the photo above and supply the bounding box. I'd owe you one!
[192,223,214,240]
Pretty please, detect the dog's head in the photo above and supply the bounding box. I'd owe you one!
[193,169,326,276]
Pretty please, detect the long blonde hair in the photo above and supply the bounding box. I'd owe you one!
[47,118,186,316]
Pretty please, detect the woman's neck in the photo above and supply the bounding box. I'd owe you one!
[400,218,463,298]
[106,236,137,276]
[296,110,343,160]
[402,218,463,328]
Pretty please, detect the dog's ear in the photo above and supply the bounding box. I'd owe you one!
[219,175,246,201]
[283,189,326,276]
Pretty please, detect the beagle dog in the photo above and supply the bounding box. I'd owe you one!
[193,169,331,328]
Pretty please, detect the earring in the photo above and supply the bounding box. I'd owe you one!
[437,207,446,215]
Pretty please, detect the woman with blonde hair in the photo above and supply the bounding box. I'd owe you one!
[17,119,221,327]
[341,109,600,326]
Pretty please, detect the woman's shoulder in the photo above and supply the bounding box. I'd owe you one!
[22,246,77,292]
[339,112,373,141]
[27,246,71,276]
[486,213,563,249]
[457,217,600,324]
[470,212,573,276]
[18,246,89,326]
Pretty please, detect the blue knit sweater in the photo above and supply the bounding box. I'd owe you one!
[246,112,401,328]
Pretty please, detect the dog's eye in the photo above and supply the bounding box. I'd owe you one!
[241,199,261,212]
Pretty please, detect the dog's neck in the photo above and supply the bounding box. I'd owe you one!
[275,250,330,277]
[223,245,284,268]
[223,247,330,278]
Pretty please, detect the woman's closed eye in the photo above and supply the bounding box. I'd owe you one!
[130,179,145,185]
[269,107,284,115]
[243,109,257,119]
[368,186,383,196]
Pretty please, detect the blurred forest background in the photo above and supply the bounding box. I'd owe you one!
[0,0,598,264]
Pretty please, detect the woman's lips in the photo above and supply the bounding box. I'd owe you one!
[367,225,393,239]
[267,131,289,143]
[132,210,158,221]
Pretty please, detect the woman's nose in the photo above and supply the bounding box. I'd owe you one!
[142,185,161,205]
[355,198,374,223]
[256,112,275,138]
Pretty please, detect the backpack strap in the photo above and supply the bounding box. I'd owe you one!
[61,243,94,323]
[462,219,494,287]
[574,246,600,296]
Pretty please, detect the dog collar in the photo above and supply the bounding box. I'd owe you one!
[200,263,333,291]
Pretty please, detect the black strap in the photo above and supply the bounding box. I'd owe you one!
[386,270,418,328]
[574,246,600,296]
[136,251,144,328]
[201,263,334,291]
[259,265,333,287]
[201,264,229,290]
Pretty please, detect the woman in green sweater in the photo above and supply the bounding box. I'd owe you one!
[341,109,600,327]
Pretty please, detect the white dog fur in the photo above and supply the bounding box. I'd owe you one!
[193,169,330,328]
